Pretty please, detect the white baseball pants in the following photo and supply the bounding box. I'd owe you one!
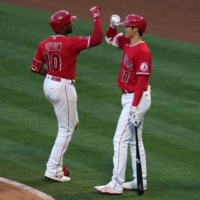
[110,90,151,188]
[43,75,78,176]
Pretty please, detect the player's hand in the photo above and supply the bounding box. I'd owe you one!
[130,106,139,127]
[148,85,151,93]
[110,14,121,27]
[74,122,79,130]
[90,6,100,19]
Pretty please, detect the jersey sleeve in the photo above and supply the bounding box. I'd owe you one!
[111,34,125,49]
[69,36,90,53]
[30,44,45,73]
[135,53,151,75]
[106,26,118,38]
[105,26,126,49]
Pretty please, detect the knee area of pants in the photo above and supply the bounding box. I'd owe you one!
[130,141,143,148]
[59,128,74,135]
[113,141,128,149]
[113,137,129,144]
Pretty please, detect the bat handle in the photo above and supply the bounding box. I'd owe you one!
[135,126,144,195]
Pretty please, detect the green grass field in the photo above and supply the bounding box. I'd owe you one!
[0,2,200,200]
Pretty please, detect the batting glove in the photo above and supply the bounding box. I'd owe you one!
[90,6,100,19]
[110,14,121,28]
[148,85,151,93]
[130,106,139,127]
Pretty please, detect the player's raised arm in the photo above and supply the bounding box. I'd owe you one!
[105,15,124,48]
[107,15,120,37]
[88,6,103,47]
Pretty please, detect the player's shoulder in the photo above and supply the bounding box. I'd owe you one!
[71,36,89,41]
[39,35,70,46]
[123,37,130,44]
[119,36,130,48]
[131,42,151,59]
[38,36,53,45]
[138,41,151,53]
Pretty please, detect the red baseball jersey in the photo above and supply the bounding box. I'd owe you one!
[112,35,152,92]
[32,35,90,79]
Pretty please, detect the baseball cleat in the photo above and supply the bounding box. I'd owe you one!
[122,179,147,190]
[45,172,71,182]
[94,184,122,195]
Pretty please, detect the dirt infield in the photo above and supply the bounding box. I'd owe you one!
[0,0,199,199]
[0,178,54,200]
[0,181,43,200]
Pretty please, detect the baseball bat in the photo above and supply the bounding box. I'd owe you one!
[135,126,144,195]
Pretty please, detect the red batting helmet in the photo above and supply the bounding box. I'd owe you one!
[50,10,77,32]
[120,14,147,33]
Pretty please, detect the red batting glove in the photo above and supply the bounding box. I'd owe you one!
[90,6,100,19]
[63,165,70,176]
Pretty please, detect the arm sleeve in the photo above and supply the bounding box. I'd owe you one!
[70,17,103,53]
[89,17,103,47]
[30,46,45,73]
[106,26,118,38]
[132,75,149,107]
[132,53,151,106]
[105,25,125,49]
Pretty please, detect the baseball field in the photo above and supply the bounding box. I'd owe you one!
[0,1,200,200]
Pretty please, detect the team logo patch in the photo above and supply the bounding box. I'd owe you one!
[139,62,149,72]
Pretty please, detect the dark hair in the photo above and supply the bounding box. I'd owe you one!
[138,29,143,36]
[131,26,143,36]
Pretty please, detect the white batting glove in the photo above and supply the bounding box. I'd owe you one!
[148,85,151,93]
[110,14,121,27]
[130,106,139,127]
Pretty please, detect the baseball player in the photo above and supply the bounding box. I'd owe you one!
[30,6,103,182]
[94,14,152,194]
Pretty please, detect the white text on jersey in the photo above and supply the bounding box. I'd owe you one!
[122,53,133,71]
[45,42,62,52]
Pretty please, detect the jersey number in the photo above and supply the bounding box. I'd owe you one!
[44,52,62,71]
[121,69,130,83]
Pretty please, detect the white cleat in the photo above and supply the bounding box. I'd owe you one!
[45,172,71,182]
[94,184,122,195]
[123,179,147,190]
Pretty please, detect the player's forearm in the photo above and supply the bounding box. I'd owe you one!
[106,26,118,38]
[90,17,103,47]
[132,75,148,107]
[38,65,48,76]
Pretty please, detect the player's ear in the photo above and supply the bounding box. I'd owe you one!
[62,24,67,30]
[132,27,138,32]
[62,23,72,31]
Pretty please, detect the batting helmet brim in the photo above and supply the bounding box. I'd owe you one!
[119,21,130,26]
[119,14,147,33]
[69,16,77,23]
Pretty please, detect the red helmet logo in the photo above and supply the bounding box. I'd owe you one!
[50,10,77,32]
[120,14,147,33]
